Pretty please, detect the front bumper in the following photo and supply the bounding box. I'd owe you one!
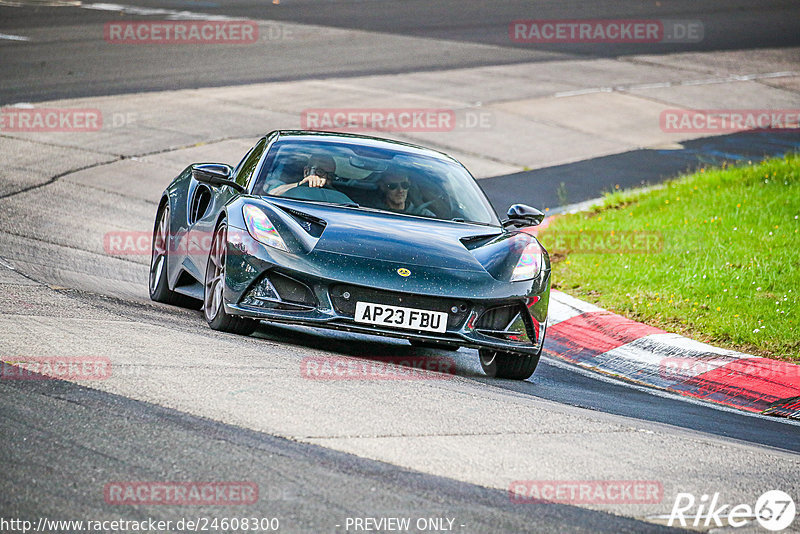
[227,302,547,355]
[225,269,549,356]
[224,224,550,356]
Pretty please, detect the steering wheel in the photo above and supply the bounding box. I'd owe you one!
[280,184,355,205]
[414,193,451,216]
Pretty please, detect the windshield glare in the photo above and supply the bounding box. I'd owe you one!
[252,140,499,225]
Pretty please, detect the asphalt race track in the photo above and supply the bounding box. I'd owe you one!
[2,0,800,103]
[1,1,799,533]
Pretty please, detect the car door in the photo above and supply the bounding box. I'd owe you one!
[184,137,269,279]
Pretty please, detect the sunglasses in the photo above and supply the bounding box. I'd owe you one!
[385,181,410,191]
[305,166,333,179]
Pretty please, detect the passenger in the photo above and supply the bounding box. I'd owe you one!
[377,172,435,217]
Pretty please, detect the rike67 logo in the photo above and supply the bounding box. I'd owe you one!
[668,490,796,531]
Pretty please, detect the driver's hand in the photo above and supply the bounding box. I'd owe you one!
[298,174,328,188]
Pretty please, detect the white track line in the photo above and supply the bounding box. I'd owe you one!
[0,33,30,41]
[81,2,236,21]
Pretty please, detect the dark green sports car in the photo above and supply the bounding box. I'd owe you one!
[149,131,550,379]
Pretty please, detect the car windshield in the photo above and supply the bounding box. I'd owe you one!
[251,139,499,225]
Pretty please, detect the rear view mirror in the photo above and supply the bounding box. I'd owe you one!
[504,204,545,227]
[192,163,244,192]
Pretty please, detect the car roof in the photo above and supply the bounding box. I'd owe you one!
[270,130,459,164]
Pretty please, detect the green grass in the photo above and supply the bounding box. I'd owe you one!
[538,153,800,361]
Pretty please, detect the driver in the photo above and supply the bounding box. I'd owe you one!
[269,154,336,195]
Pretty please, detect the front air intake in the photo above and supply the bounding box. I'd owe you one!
[474,304,527,341]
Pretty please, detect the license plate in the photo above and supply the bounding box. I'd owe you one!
[354,302,448,333]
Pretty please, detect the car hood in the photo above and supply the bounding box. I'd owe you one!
[268,198,503,273]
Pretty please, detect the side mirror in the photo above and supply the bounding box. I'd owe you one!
[504,204,545,227]
[192,163,244,192]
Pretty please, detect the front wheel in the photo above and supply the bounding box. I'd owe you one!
[203,221,258,336]
[479,349,540,380]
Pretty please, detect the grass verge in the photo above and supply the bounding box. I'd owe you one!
[537,153,799,361]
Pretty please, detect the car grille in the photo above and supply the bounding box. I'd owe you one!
[330,284,469,330]
[239,271,317,310]
[474,303,528,341]
[270,272,316,306]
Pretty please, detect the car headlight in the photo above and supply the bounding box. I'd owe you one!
[511,241,543,281]
[242,205,288,251]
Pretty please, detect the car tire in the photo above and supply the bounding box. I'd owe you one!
[203,220,258,336]
[149,203,201,308]
[479,348,540,380]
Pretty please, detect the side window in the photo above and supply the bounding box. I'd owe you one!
[251,140,282,195]
[232,147,255,179]
[233,138,267,188]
